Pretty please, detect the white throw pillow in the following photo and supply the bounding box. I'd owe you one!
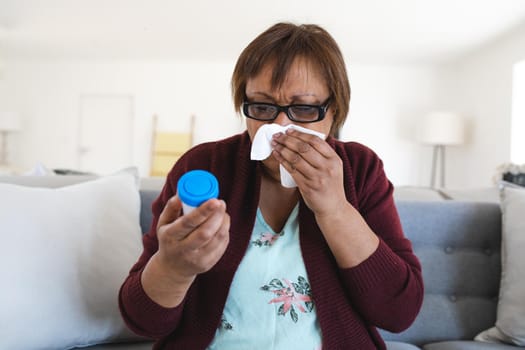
[476,185,525,345]
[0,170,144,350]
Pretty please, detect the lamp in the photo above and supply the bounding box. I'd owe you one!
[419,111,465,188]
[0,112,21,166]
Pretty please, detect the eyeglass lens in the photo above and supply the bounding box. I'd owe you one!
[245,103,322,122]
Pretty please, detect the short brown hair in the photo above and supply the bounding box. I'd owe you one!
[231,22,350,136]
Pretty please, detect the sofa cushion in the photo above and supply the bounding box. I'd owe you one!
[0,170,145,350]
[476,185,525,345]
[424,340,519,349]
[75,341,155,349]
[381,201,501,345]
[139,189,161,233]
[386,341,422,349]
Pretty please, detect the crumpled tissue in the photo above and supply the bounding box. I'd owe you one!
[250,123,325,188]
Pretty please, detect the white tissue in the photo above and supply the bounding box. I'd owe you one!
[250,124,326,188]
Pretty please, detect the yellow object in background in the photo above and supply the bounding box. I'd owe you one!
[150,114,194,177]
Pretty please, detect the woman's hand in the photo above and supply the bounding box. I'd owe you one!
[271,128,379,268]
[141,195,230,307]
[271,128,346,217]
[156,195,230,277]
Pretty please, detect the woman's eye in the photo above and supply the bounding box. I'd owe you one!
[253,105,274,114]
[292,106,316,116]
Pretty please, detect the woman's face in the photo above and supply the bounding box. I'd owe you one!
[244,58,334,176]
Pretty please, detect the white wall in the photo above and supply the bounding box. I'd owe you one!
[436,21,525,188]
[7,26,523,187]
[2,60,245,176]
[1,57,440,184]
[340,64,441,186]
[3,37,523,188]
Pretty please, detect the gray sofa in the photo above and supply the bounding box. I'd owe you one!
[381,201,509,350]
[112,189,511,350]
[1,175,512,349]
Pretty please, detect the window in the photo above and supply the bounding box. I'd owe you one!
[511,60,525,164]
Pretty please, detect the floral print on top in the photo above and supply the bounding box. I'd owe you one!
[207,205,322,350]
[252,230,283,247]
[262,277,314,323]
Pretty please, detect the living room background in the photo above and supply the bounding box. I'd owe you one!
[0,2,524,189]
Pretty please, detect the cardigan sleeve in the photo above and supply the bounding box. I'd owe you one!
[118,166,186,338]
[338,142,424,332]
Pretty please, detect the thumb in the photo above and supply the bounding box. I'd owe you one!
[157,194,183,231]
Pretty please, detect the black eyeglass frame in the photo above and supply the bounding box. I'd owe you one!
[242,98,331,123]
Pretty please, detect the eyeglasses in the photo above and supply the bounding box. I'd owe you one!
[242,98,331,123]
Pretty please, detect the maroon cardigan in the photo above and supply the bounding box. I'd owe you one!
[119,131,423,350]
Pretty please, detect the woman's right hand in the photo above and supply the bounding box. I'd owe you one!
[141,195,230,308]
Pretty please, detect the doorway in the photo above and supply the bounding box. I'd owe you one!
[77,94,134,174]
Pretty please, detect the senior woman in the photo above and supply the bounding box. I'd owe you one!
[119,22,423,349]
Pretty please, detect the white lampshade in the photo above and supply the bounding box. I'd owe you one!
[418,111,465,145]
[0,112,21,132]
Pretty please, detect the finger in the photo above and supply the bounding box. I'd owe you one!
[284,128,334,158]
[179,198,224,226]
[200,232,230,269]
[179,200,228,249]
[157,195,183,230]
[273,135,342,189]
[159,198,224,242]
[272,137,323,173]
[194,213,230,265]
[175,211,230,275]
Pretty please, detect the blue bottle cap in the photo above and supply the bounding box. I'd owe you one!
[177,170,219,208]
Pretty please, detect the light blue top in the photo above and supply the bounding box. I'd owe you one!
[207,205,322,350]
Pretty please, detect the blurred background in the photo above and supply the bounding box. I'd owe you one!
[0,0,524,188]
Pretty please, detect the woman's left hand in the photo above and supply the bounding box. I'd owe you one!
[271,128,346,217]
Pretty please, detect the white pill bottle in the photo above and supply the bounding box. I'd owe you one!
[177,169,219,214]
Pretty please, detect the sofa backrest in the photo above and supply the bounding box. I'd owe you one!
[380,200,502,345]
[138,191,503,345]
[139,189,159,234]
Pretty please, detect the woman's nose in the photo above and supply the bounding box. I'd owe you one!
[274,111,291,126]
